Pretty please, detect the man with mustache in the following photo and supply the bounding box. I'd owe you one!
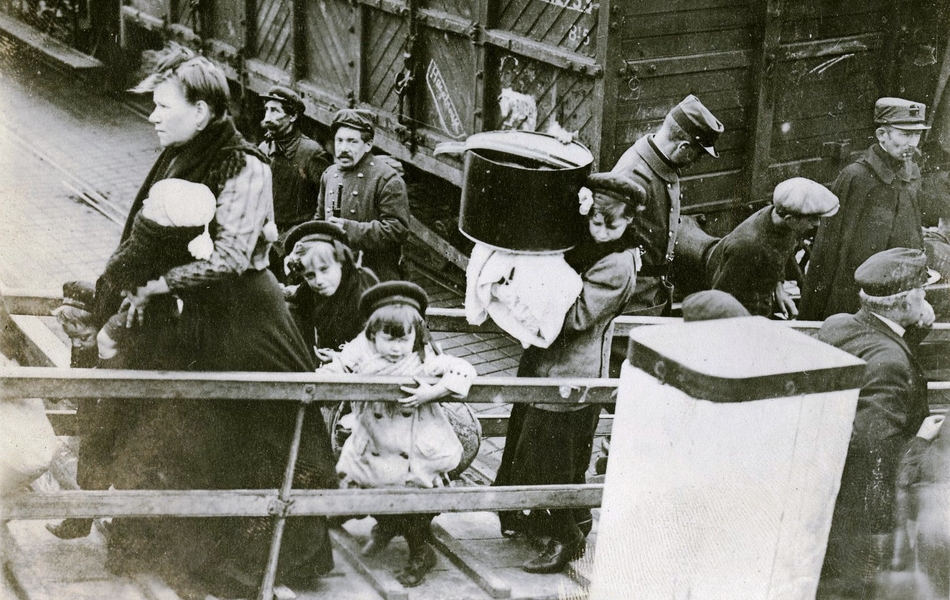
[801,98,931,320]
[258,86,332,234]
[316,109,409,281]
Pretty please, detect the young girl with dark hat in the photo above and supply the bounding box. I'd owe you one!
[493,172,646,574]
[317,281,476,587]
[283,220,379,364]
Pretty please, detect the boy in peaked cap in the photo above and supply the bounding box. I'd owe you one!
[316,108,410,281]
[818,247,934,596]
[802,97,931,320]
[705,177,839,318]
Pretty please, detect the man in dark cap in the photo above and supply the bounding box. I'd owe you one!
[610,94,724,317]
[705,177,839,317]
[316,108,410,281]
[817,247,935,597]
[259,85,332,235]
[802,97,931,321]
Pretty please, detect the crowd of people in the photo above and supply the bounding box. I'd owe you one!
[39,41,950,599]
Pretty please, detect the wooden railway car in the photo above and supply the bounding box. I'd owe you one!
[112,0,949,240]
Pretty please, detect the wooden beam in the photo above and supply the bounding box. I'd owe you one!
[430,522,512,599]
[744,0,784,207]
[409,217,469,270]
[0,366,618,405]
[3,485,604,519]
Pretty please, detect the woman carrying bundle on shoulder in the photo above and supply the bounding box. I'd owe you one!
[493,172,647,574]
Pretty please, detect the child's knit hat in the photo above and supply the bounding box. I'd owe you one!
[142,178,217,260]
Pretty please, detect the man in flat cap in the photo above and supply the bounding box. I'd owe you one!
[259,86,332,234]
[316,108,410,281]
[802,97,931,321]
[611,94,724,317]
[705,177,838,317]
[817,247,934,597]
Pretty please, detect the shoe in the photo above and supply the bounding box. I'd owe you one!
[46,518,93,539]
[361,525,396,556]
[521,538,586,574]
[395,542,437,587]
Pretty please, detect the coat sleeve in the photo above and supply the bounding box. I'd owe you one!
[343,173,410,251]
[424,352,477,397]
[163,156,273,291]
[853,358,920,444]
[315,170,329,220]
[561,252,636,337]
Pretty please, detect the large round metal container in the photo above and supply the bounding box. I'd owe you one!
[453,131,593,253]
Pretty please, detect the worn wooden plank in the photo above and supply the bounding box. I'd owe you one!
[9,315,70,368]
[4,485,604,519]
[0,367,618,405]
[495,0,598,57]
[745,0,784,207]
[430,522,512,598]
[330,527,408,600]
[0,12,103,69]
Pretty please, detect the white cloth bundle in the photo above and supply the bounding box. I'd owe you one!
[141,178,218,260]
[465,243,583,349]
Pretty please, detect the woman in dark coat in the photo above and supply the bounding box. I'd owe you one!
[282,220,380,364]
[493,173,645,574]
[99,43,337,598]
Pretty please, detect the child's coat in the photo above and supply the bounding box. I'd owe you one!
[319,333,475,488]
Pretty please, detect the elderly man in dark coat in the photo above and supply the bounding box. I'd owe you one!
[706,177,838,317]
[802,98,931,321]
[817,248,935,598]
[316,109,410,281]
[259,85,332,234]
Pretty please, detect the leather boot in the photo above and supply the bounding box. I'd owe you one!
[46,518,93,539]
[396,539,437,587]
[361,522,397,556]
[522,538,586,574]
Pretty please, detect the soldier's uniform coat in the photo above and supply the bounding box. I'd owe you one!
[316,153,410,281]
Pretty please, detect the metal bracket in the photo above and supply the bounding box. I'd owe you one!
[300,384,316,406]
[267,497,295,517]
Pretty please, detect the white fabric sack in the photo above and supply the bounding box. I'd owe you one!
[465,243,583,349]
[0,397,58,495]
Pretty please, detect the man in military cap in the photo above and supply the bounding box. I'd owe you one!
[611,94,724,316]
[705,177,839,317]
[316,108,410,281]
[802,97,931,321]
[259,85,332,234]
[817,247,934,597]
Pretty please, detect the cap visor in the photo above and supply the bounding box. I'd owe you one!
[927,268,941,286]
[819,205,840,217]
[888,123,931,131]
[701,144,719,158]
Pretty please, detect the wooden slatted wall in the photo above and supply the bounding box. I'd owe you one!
[254,0,293,71]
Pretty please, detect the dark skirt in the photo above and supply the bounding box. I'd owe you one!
[108,269,336,594]
[493,403,599,542]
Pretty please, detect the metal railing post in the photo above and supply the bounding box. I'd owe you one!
[257,384,315,600]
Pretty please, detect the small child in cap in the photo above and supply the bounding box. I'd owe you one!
[317,281,476,587]
[52,280,99,367]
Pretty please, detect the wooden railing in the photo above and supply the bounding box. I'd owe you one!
[4,287,950,598]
